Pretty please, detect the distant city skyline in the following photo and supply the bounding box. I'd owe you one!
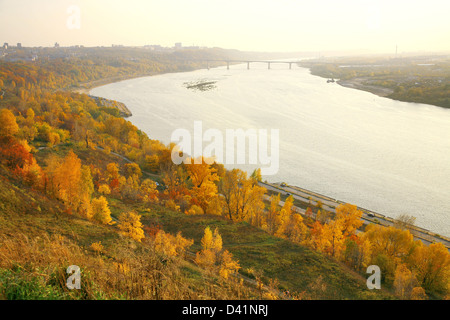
[1,0,449,54]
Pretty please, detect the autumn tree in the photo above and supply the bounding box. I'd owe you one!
[394,214,417,232]
[98,183,111,195]
[196,226,221,269]
[91,196,113,225]
[393,263,425,300]
[124,163,142,179]
[334,203,363,238]
[106,162,121,191]
[154,230,193,258]
[121,175,140,200]
[195,227,240,279]
[0,135,42,186]
[139,179,159,203]
[265,193,282,234]
[278,212,308,244]
[323,219,345,258]
[185,156,219,213]
[343,236,372,270]
[250,168,262,182]
[117,211,145,242]
[185,204,204,215]
[363,224,414,260]
[78,165,95,218]
[219,168,266,222]
[409,242,450,294]
[0,109,19,136]
[160,160,189,202]
[304,221,330,253]
[219,249,241,280]
[410,287,428,300]
[52,150,83,212]
[362,224,415,284]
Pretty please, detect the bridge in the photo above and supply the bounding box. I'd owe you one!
[186,59,301,70]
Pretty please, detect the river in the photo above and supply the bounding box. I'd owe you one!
[91,62,450,237]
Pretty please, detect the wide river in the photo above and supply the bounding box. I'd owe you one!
[91,62,450,237]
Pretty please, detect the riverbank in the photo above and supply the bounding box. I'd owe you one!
[70,74,160,117]
[72,73,159,95]
[336,78,394,97]
[86,65,450,242]
[298,56,450,109]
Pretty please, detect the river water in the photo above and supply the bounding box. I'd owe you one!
[91,63,450,236]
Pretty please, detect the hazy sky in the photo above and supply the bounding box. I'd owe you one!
[0,0,449,53]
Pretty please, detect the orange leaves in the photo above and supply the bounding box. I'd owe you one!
[335,203,363,238]
[43,150,96,218]
[0,135,42,186]
[0,136,33,169]
[0,109,19,136]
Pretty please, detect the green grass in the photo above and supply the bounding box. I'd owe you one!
[131,203,393,300]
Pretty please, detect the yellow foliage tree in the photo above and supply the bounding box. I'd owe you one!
[154,230,193,257]
[277,213,308,244]
[219,250,241,279]
[335,203,363,238]
[185,204,204,215]
[195,227,239,279]
[139,179,159,203]
[363,224,414,260]
[98,183,111,195]
[91,196,113,225]
[185,156,219,213]
[393,264,419,299]
[50,151,93,214]
[219,168,266,222]
[117,211,145,242]
[411,287,428,300]
[0,109,19,136]
[323,219,345,259]
[410,242,450,294]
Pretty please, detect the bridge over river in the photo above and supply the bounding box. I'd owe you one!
[186,59,302,70]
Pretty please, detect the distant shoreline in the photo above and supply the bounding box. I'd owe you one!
[70,73,162,117]
[336,78,394,97]
[71,73,159,95]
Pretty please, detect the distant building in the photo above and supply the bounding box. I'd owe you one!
[175,42,182,49]
[17,43,22,48]
[145,44,163,51]
[54,42,60,48]
[3,43,8,50]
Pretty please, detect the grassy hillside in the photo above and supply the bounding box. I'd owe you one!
[0,145,393,300]
[0,161,261,300]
